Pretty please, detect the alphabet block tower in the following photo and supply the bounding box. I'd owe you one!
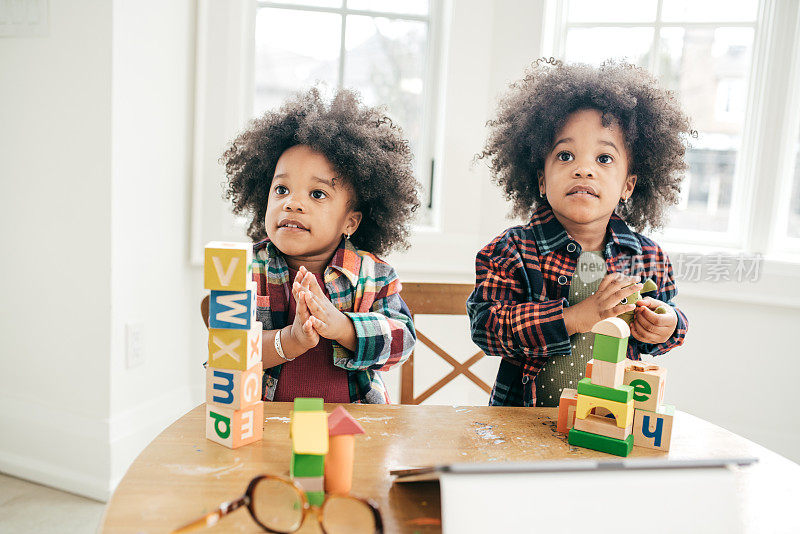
[204,242,264,449]
[561,317,675,455]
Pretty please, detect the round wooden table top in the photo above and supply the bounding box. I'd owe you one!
[102,403,799,533]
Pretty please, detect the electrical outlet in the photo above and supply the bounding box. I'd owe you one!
[126,323,145,369]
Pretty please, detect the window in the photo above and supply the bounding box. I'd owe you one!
[253,1,440,223]
[547,0,762,240]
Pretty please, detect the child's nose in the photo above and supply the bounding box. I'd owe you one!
[284,195,305,212]
[573,167,593,178]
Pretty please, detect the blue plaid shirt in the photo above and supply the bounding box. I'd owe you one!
[467,204,688,406]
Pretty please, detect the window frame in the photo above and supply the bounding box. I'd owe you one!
[541,0,800,262]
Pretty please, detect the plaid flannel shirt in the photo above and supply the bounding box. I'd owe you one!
[252,237,415,404]
[467,204,688,406]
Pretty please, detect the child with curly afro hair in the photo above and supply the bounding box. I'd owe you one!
[467,59,691,407]
[207,87,420,404]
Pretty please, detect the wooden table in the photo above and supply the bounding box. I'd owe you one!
[103,403,799,533]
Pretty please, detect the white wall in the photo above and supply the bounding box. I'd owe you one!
[0,0,113,499]
[109,0,203,491]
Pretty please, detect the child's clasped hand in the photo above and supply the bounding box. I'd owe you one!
[290,266,351,346]
[567,272,642,334]
[631,296,678,345]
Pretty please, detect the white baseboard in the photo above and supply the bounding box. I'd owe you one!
[0,384,204,502]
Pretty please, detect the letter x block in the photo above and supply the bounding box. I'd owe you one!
[624,361,667,412]
[206,362,263,410]
[204,241,252,291]
[206,402,264,449]
[208,323,262,371]
[633,404,675,451]
[209,281,258,330]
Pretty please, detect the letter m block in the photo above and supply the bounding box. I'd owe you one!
[206,363,263,410]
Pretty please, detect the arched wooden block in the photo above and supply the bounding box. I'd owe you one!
[590,317,630,338]
[576,394,634,429]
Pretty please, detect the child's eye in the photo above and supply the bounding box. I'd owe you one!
[274,185,288,195]
[557,151,574,162]
[310,190,327,200]
[598,154,613,164]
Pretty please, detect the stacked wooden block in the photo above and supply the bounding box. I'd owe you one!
[204,242,264,449]
[290,398,366,504]
[558,317,674,456]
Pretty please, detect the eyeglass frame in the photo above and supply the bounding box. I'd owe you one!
[172,474,384,534]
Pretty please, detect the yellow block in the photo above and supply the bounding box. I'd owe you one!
[291,412,329,455]
[575,394,634,429]
[208,324,262,371]
[204,242,252,291]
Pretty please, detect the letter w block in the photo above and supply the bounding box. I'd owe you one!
[209,281,257,330]
[204,241,253,291]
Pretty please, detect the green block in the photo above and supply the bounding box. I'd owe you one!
[592,333,628,363]
[568,428,634,457]
[291,453,325,478]
[293,398,324,412]
[306,491,325,507]
[577,378,633,403]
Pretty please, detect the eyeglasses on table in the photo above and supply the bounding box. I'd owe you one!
[172,474,383,534]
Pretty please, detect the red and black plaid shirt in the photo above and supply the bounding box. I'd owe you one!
[467,204,688,406]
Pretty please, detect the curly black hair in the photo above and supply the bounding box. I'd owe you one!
[222,87,420,255]
[479,58,694,232]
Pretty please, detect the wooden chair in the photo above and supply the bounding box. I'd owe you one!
[399,282,492,405]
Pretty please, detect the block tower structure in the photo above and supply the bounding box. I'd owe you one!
[204,242,264,449]
[558,315,675,456]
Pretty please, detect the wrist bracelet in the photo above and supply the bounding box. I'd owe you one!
[274,329,294,362]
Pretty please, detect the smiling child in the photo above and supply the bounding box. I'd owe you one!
[209,88,419,403]
[467,59,691,407]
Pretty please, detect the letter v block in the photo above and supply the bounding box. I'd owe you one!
[204,241,252,291]
[206,362,263,410]
[633,404,675,451]
[209,281,257,330]
[208,323,262,371]
[206,402,264,449]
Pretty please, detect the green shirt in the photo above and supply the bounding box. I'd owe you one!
[533,250,606,407]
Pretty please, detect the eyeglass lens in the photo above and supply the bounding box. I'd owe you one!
[251,479,377,534]
[251,478,304,533]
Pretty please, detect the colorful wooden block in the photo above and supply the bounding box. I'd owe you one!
[205,402,263,449]
[204,241,252,291]
[568,428,634,457]
[205,362,262,410]
[575,394,634,429]
[573,413,632,440]
[208,324,262,371]
[327,406,365,436]
[633,404,675,451]
[294,398,324,412]
[208,282,257,330]
[293,476,324,493]
[291,453,326,478]
[590,317,631,339]
[325,434,355,494]
[624,361,667,412]
[588,358,626,388]
[577,378,633,404]
[592,333,628,363]
[556,388,578,434]
[306,491,325,507]
[291,412,329,455]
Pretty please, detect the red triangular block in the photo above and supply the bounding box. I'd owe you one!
[327,406,365,436]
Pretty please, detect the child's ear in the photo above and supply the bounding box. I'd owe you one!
[345,210,362,236]
[624,174,638,197]
[537,170,545,195]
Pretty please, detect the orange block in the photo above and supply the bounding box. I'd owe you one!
[324,434,355,494]
[206,363,262,410]
[206,402,264,449]
[556,388,578,434]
